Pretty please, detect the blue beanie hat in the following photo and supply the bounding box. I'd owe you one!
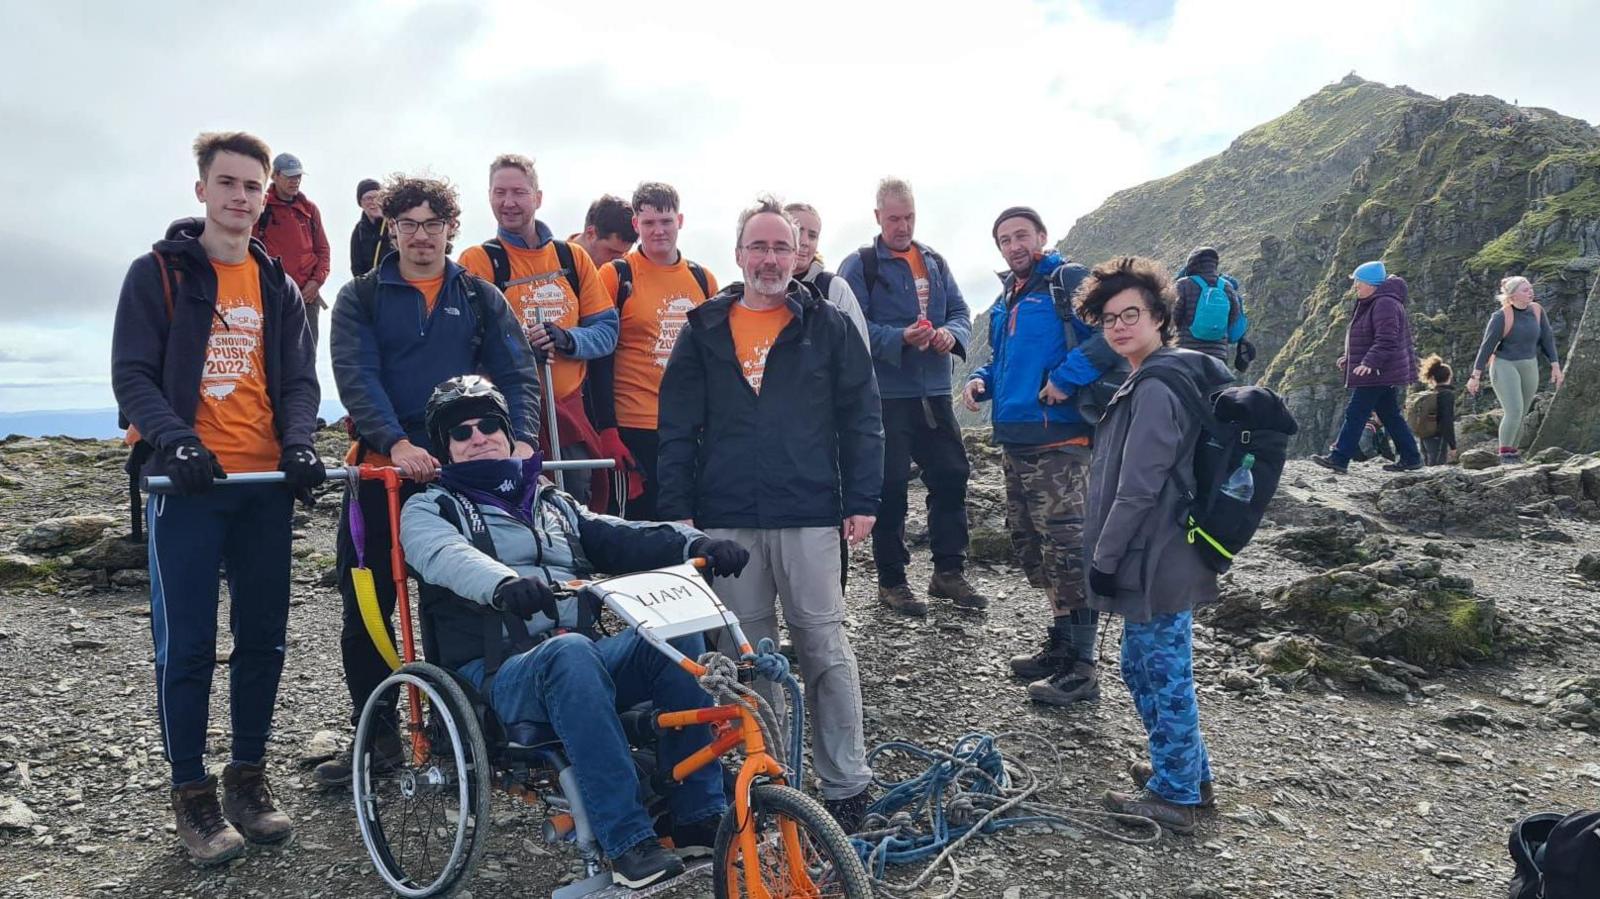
[1350,261,1387,285]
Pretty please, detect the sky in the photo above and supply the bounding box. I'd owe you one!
[2,0,1597,414]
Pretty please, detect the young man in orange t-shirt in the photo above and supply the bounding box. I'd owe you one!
[111,132,323,866]
[459,154,618,509]
[657,196,883,832]
[587,181,718,520]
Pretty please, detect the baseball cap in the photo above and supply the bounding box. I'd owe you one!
[272,153,305,176]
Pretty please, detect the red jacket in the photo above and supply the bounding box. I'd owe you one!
[255,191,331,290]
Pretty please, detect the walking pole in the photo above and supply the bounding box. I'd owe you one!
[140,459,614,493]
[536,308,565,491]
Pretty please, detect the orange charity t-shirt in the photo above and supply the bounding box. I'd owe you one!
[600,249,719,430]
[193,257,280,474]
[729,302,792,394]
[891,246,931,320]
[343,274,444,468]
[459,239,611,401]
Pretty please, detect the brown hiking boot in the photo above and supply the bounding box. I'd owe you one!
[172,775,246,866]
[1010,625,1074,680]
[1128,761,1215,809]
[220,762,294,844]
[928,570,988,611]
[877,584,928,616]
[1102,788,1197,834]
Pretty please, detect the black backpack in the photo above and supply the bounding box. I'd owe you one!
[1509,810,1600,899]
[1130,366,1298,573]
[481,237,583,297]
[609,257,710,307]
[1044,262,1128,424]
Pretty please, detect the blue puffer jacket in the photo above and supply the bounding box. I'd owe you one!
[838,237,971,400]
[969,254,1107,447]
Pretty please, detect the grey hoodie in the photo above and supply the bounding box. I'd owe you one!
[1084,348,1235,622]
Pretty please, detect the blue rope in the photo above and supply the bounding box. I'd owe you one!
[743,637,804,786]
[848,733,1011,875]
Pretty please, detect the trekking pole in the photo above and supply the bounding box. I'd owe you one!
[140,459,614,493]
[536,309,565,492]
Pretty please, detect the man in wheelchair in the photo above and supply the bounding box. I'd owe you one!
[398,375,750,889]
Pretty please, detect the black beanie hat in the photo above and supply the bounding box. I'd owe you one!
[992,206,1047,243]
[356,178,382,204]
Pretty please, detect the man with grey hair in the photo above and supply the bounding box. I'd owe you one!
[838,177,980,616]
[657,194,883,832]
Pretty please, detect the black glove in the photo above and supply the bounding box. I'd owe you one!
[690,537,751,579]
[164,439,227,496]
[493,576,560,621]
[1088,566,1118,598]
[544,322,576,355]
[278,444,325,506]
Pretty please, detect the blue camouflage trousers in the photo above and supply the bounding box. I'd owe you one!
[1121,611,1212,805]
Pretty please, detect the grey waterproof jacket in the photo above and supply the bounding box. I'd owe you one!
[1084,348,1234,623]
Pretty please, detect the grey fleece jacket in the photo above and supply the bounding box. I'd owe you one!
[1471,305,1559,374]
[798,260,870,348]
[1084,348,1235,623]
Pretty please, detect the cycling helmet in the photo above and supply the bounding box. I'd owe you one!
[424,375,514,461]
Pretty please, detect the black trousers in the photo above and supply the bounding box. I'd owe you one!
[618,427,660,522]
[335,477,425,726]
[872,395,970,586]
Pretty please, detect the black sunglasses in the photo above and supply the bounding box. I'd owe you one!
[447,418,504,442]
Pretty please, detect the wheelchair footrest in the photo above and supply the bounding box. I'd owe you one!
[550,858,711,899]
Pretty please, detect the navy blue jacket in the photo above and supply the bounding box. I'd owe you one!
[969,253,1110,447]
[656,282,884,529]
[838,237,971,400]
[330,254,540,456]
[111,218,320,475]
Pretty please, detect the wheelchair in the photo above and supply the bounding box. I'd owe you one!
[344,465,872,898]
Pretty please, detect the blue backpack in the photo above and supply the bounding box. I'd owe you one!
[1188,275,1232,342]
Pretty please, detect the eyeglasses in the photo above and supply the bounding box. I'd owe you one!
[1095,307,1147,328]
[394,218,449,235]
[447,418,504,442]
[741,242,796,259]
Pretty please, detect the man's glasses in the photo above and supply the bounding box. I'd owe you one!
[1095,307,1147,328]
[447,418,504,442]
[394,218,449,235]
[742,242,795,259]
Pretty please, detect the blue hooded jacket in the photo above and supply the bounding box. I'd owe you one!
[968,253,1107,447]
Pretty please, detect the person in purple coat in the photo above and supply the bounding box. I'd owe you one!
[1312,261,1423,473]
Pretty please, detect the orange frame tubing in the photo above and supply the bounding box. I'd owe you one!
[359,465,427,764]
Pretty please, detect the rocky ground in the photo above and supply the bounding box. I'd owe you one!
[2,430,1599,899]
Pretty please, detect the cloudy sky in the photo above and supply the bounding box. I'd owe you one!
[2,0,1596,414]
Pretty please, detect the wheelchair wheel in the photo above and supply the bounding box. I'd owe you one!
[353,662,493,898]
[712,783,873,898]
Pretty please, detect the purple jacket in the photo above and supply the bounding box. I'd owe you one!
[1340,276,1416,388]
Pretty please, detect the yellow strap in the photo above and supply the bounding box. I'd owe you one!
[1186,517,1235,560]
[352,567,403,671]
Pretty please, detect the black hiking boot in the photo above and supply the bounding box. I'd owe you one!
[611,837,685,889]
[669,815,721,860]
[1382,460,1423,472]
[1027,660,1101,707]
[823,787,874,835]
[312,727,402,788]
[1310,454,1348,474]
[1009,625,1074,680]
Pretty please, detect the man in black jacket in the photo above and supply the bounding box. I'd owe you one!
[656,195,883,832]
[111,131,322,867]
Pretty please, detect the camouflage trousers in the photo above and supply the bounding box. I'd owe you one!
[1002,446,1090,616]
[1122,611,1212,805]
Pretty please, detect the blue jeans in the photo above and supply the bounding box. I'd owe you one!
[1121,611,1212,805]
[1330,385,1421,467]
[147,485,293,786]
[459,629,726,857]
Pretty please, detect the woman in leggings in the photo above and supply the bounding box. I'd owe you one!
[1466,276,1564,464]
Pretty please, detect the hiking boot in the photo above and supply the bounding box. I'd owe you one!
[1382,460,1423,472]
[312,727,402,788]
[1128,761,1214,809]
[669,815,720,860]
[1027,660,1101,707]
[1309,454,1347,474]
[823,788,873,835]
[1009,625,1074,680]
[1102,788,1197,834]
[877,584,928,616]
[171,775,247,867]
[928,570,989,611]
[220,762,294,844]
[611,837,685,889]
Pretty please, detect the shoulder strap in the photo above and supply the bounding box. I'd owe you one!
[433,490,536,675]
[611,259,634,308]
[150,251,183,320]
[857,247,878,300]
[459,273,492,359]
[352,269,381,321]
[813,270,834,297]
[1501,306,1515,339]
[552,240,581,297]
[482,239,512,291]
[687,261,710,300]
[1130,365,1220,434]
[1532,301,1544,325]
